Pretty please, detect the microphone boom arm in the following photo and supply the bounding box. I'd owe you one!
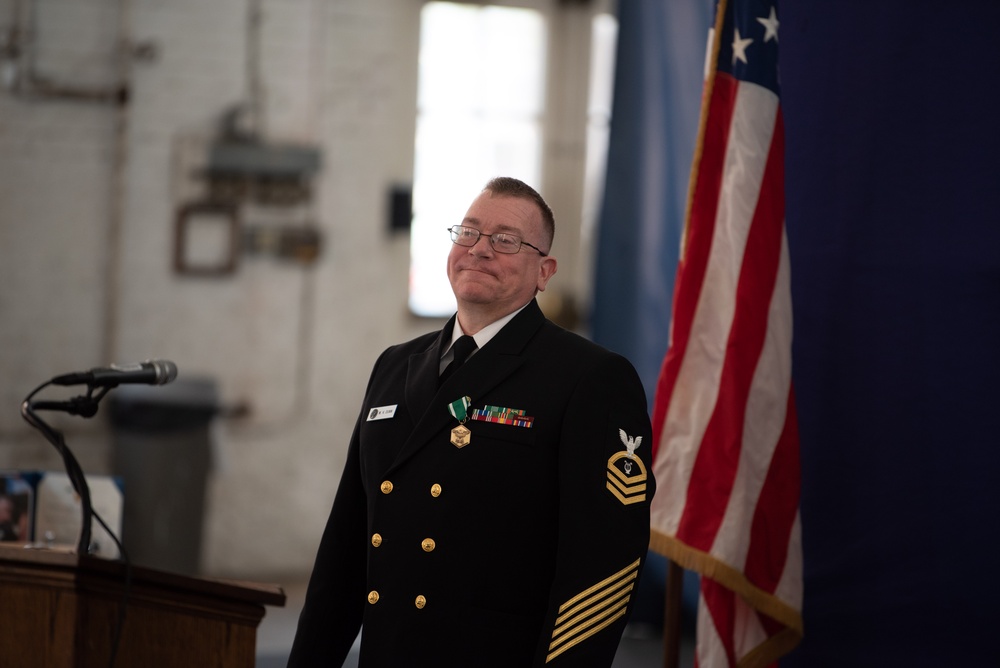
[20,362,175,557]
[20,386,96,555]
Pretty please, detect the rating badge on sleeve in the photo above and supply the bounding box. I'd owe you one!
[606,429,648,505]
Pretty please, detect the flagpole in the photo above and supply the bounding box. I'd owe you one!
[659,4,728,667]
[662,560,683,668]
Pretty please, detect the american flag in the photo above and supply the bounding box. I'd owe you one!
[648,1,803,666]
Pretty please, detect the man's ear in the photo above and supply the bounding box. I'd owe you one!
[536,256,558,292]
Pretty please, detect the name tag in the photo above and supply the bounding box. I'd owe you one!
[366,405,397,421]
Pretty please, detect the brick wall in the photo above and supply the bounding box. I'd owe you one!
[0,0,423,578]
[0,0,599,578]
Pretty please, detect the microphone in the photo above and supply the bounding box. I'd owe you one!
[51,359,178,387]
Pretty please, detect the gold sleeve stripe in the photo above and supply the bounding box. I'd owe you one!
[554,575,635,627]
[545,605,630,663]
[549,586,632,650]
[553,589,631,642]
[557,558,641,614]
[543,559,641,663]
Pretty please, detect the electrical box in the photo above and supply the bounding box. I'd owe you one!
[207,142,321,179]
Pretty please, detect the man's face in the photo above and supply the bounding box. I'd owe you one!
[447,191,557,318]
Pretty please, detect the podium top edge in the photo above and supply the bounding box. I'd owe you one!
[0,544,287,608]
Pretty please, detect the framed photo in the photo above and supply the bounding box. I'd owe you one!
[0,472,35,544]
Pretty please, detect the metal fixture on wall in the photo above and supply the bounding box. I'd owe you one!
[172,123,324,276]
[388,184,413,233]
[173,202,242,276]
[243,225,322,264]
[206,137,321,208]
[165,0,327,425]
[171,0,324,277]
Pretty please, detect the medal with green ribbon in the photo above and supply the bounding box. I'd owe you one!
[448,396,472,448]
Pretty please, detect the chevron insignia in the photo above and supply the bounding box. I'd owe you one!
[545,559,641,663]
[606,430,648,505]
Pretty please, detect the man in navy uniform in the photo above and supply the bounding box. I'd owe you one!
[289,177,655,666]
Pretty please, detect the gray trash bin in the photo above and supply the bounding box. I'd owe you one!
[109,377,218,576]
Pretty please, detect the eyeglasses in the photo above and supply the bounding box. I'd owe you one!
[447,225,548,256]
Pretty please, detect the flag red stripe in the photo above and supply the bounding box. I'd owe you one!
[739,108,800,596]
[744,387,800,593]
[701,576,738,667]
[650,73,739,462]
[675,100,786,553]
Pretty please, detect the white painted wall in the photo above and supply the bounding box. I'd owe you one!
[0,0,604,580]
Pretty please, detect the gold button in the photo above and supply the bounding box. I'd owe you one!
[414,595,426,609]
[380,480,393,494]
[430,483,442,497]
[371,533,382,547]
[368,590,380,604]
[421,538,436,552]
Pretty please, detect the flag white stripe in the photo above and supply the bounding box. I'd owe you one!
[774,511,804,609]
[696,589,728,667]
[733,596,769,661]
[651,81,779,538]
[711,227,793,567]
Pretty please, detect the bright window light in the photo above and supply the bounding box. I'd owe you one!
[581,13,619,255]
[409,2,547,317]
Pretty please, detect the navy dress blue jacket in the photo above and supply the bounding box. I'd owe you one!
[289,300,655,667]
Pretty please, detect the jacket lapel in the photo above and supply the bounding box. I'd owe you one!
[404,319,452,423]
[389,301,546,473]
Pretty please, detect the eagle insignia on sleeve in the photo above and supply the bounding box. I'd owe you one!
[606,429,648,506]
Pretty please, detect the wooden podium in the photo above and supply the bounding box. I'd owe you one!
[0,544,285,668]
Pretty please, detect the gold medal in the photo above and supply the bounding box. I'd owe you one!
[450,424,471,448]
[448,396,472,448]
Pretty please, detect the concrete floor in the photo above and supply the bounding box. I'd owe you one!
[254,580,694,667]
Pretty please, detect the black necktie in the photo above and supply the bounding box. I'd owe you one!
[440,335,477,384]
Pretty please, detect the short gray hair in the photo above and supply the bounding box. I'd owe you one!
[483,176,554,249]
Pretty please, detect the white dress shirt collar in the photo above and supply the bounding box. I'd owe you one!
[441,302,531,370]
